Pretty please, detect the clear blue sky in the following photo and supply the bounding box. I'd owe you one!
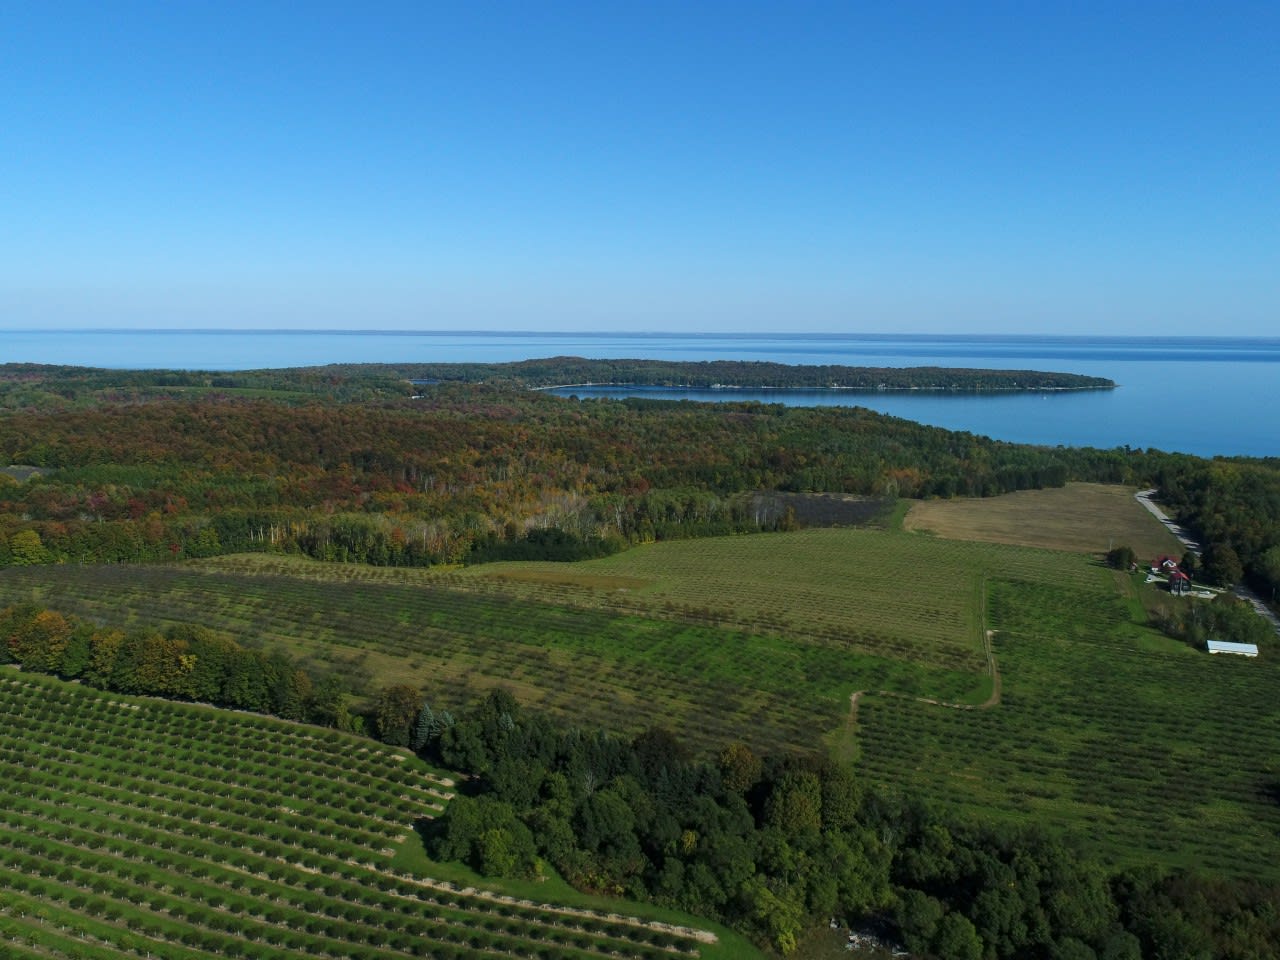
[2,1,1276,334]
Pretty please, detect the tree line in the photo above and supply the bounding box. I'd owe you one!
[334,357,1117,391]
[0,603,357,731]
[1149,458,1280,597]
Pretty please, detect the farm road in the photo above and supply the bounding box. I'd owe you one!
[1135,489,1280,638]
[843,574,1002,759]
[846,627,1002,734]
[1134,489,1202,554]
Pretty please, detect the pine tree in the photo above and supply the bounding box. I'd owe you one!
[410,701,435,752]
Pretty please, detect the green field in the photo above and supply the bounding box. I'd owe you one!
[0,529,1085,754]
[0,669,755,960]
[4,504,1280,882]
[858,570,1280,878]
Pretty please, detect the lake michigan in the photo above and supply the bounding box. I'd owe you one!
[3,330,1277,459]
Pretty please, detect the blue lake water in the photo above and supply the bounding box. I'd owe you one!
[2,330,1278,459]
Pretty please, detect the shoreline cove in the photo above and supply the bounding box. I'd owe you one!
[2,331,1275,457]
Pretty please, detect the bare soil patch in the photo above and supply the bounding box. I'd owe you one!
[903,482,1184,558]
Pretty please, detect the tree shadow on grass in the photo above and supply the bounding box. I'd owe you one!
[1257,780,1280,807]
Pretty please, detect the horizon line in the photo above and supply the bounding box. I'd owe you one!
[4,328,1280,343]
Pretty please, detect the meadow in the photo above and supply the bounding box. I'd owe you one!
[0,669,753,960]
[902,481,1185,560]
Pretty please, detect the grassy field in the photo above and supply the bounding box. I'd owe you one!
[0,669,757,960]
[903,482,1185,560]
[856,569,1280,878]
[881,485,1280,878]
[0,529,1088,754]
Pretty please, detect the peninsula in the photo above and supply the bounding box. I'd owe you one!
[354,357,1117,392]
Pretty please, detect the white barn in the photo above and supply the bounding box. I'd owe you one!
[1207,639,1259,657]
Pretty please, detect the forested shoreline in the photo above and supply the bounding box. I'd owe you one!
[365,357,1116,391]
[0,360,1114,408]
[0,381,1096,572]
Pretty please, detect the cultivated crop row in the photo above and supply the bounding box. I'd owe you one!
[0,547,988,753]
[0,672,716,959]
[855,575,1280,881]
[0,526,1107,774]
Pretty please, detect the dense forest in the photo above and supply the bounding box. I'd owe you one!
[0,380,1101,571]
[0,362,413,409]
[1,363,1278,599]
[3,600,1276,960]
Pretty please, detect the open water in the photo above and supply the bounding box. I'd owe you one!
[2,330,1277,459]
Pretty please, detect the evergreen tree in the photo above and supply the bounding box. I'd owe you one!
[410,701,435,753]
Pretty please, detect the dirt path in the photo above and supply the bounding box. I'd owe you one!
[842,584,1002,753]
[843,690,865,737]
[1134,488,1203,554]
[905,630,1001,710]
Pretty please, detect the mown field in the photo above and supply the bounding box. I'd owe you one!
[903,481,1184,560]
[0,669,754,960]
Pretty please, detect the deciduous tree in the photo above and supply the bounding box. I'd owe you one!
[374,684,421,747]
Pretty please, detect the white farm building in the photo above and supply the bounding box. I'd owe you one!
[1207,639,1259,657]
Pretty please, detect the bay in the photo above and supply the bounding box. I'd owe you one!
[2,329,1277,459]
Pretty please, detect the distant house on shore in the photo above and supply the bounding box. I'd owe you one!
[1153,555,1181,573]
[1207,640,1259,657]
